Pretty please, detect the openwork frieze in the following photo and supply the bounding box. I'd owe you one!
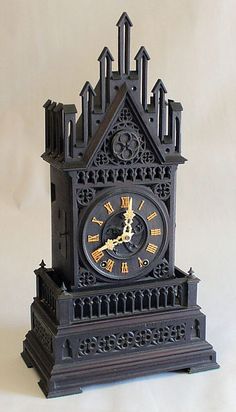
[78,323,186,357]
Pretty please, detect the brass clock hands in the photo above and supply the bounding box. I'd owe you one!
[122,197,135,240]
[97,198,136,253]
[97,235,124,252]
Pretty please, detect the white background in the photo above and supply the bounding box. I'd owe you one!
[0,0,235,411]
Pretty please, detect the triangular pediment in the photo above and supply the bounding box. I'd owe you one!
[82,84,164,169]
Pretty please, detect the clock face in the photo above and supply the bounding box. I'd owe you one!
[80,187,168,280]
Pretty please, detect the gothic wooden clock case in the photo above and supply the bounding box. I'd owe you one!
[21,13,219,398]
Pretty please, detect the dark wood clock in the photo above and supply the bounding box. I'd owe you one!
[21,12,219,398]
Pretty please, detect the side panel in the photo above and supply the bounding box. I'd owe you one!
[50,166,74,285]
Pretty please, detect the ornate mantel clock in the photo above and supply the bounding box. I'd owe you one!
[22,13,219,398]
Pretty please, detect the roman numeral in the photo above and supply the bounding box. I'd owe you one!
[121,262,129,273]
[92,217,103,226]
[138,257,144,267]
[147,211,157,221]
[88,234,100,243]
[91,249,104,263]
[146,243,158,254]
[138,200,145,211]
[120,196,130,208]
[150,228,161,236]
[105,259,115,273]
[104,202,114,214]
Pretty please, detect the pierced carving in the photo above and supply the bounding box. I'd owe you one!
[153,182,171,200]
[74,282,186,321]
[78,337,98,355]
[118,107,132,122]
[76,188,95,206]
[152,259,170,279]
[78,269,96,287]
[140,150,155,164]
[77,166,172,187]
[33,314,52,353]
[102,106,147,165]
[94,151,109,167]
[112,130,141,161]
[78,323,186,357]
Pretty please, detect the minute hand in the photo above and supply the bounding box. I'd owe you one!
[123,197,135,237]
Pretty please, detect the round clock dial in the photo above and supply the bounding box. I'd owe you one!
[80,187,168,280]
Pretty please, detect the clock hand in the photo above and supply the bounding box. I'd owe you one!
[97,234,124,252]
[98,226,135,253]
[123,197,135,238]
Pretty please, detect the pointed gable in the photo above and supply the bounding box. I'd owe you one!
[82,83,164,169]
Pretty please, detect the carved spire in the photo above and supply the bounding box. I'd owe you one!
[152,79,167,141]
[80,81,96,145]
[135,46,150,111]
[116,12,133,76]
[98,47,114,112]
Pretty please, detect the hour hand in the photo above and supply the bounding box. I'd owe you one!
[98,235,124,252]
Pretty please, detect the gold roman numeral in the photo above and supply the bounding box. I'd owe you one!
[146,243,158,254]
[105,259,115,273]
[120,196,130,208]
[138,200,145,211]
[147,211,157,221]
[92,217,104,226]
[150,228,161,236]
[88,234,100,243]
[121,262,129,273]
[91,249,104,263]
[104,202,114,214]
[138,257,144,268]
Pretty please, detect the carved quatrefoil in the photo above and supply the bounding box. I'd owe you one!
[112,130,141,162]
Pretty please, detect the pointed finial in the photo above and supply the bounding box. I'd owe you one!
[98,47,114,62]
[61,282,67,292]
[188,267,195,278]
[151,79,167,94]
[39,259,46,268]
[79,81,96,97]
[116,12,133,27]
[134,46,150,61]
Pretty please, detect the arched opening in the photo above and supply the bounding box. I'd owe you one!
[175,117,180,152]
[67,120,73,157]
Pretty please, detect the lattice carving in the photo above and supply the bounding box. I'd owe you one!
[78,323,186,357]
[78,269,97,287]
[153,182,171,200]
[76,188,96,206]
[74,283,185,321]
[33,314,52,353]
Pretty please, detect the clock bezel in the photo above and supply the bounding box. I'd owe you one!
[78,185,169,282]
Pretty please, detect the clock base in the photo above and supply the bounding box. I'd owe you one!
[22,328,218,398]
[21,266,219,398]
